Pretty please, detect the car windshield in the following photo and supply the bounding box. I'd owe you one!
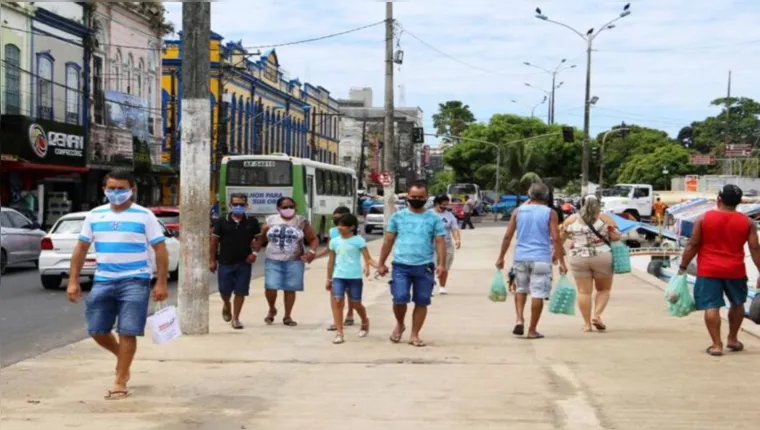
[609,185,632,197]
[155,213,179,224]
[53,218,85,234]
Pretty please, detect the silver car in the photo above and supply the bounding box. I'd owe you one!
[364,204,405,234]
[0,207,45,274]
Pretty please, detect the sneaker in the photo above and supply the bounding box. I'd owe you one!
[439,287,448,295]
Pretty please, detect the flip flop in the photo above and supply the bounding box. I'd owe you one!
[222,305,232,323]
[344,318,355,326]
[283,317,298,327]
[727,342,744,352]
[526,333,545,340]
[326,324,338,331]
[333,334,345,344]
[408,338,426,347]
[358,321,370,338]
[231,320,244,330]
[512,324,525,336]
[705,346,723,356]
[389,326,405,343]
[264,309,277,325]
[591,318,607,331]
[104,390,130,400]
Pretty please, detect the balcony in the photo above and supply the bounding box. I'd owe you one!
[37,105,52,120]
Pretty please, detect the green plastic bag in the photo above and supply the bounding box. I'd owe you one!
[611,241,631,274]
[548,275,577,315]
[488,270,507,302]
[664,274,695,317]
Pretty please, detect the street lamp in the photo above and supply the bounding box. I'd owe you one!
[523,59,576,125]
[535,3,632,195]
[511,96,547,118]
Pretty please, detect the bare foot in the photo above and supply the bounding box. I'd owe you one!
[408,336,426,347]
[581,325,593,332]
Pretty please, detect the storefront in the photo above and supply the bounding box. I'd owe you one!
[1,115,89,229]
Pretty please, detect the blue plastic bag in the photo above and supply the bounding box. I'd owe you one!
[488,270,507,302]
[548,274,576,315]
[664,274,695,317]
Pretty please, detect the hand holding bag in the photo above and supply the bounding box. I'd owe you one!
[581,217,631,274]
[146,302,182,345]
[548,274,577,315]
[488,270,508,302]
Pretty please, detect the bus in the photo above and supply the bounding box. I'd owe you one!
[219,154,357,242]
[447,183,482,215]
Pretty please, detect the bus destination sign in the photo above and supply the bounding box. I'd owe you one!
[242,160,276,168]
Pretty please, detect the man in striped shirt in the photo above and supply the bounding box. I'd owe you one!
[67,170,169,400]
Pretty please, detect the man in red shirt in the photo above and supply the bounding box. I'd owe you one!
[679,184,760,356]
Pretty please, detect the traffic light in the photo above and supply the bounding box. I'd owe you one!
[562,126,574,143]
[412,127,425,144]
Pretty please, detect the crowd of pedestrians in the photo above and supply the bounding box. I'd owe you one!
[65,168,756,400]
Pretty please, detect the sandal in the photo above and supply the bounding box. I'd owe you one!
[231,320,244,330]
[283,317,298,327]
[512,324,524,336]
[104,390,130,400]
[705,346,723,356]
[222,304,232,322]
[526,333,545,339]
[727,342,744,352]
[408,338,426,347]
[264,309,277,325]
[358,321,370,338]
[333,334,345,344]
[326,324,337,331]
[389,325,405,343]
[344,317,355,326]
[591,318,607,331]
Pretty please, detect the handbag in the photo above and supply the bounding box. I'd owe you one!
[146,302,182,345]
[581,217,631,274]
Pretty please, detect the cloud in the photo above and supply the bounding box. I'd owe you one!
[165,0,760,142]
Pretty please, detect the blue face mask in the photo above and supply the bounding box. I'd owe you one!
[231,205,246,215]
[105,189,132,205]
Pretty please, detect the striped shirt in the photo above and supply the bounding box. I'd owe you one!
[78,203,166,282]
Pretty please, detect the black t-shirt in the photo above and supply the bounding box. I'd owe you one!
[213,214,261,265]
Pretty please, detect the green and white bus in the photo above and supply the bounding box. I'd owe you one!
[219,154,357,242]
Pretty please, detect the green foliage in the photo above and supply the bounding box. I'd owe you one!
[616,143,691,190]
[429,170,455,196]
[432,101,476,144]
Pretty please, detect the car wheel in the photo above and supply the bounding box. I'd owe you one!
[364,226,373,234]
[41,275,62,290]
[0,249,6,275]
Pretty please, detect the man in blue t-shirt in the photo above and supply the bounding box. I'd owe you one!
[377,180,446,347]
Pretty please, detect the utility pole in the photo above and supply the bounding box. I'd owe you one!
[383,1,396,225]
[550,72,556,124]
[581,37,592,195]
[358,115,367,188]
[178,2,211,335]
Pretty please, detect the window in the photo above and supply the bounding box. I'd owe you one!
[126,54,133,94]
[237,97,243,153]
[37,55,53,120]
[65,64,80,124]
[147,75,154,135]
[328,171,336,195]
[93,56,104,124]
[52,217,85,234]
[6,210,32,228]
[137,59,144,97]
[4,44,21,114]
[634,187,650,198]
[264,63,277,81]
[316,169,324,194]
[338,173,346,196]
[225,160,293,186]
[113,50,121,91]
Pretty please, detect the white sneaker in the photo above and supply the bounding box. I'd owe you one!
[439,287,448,295]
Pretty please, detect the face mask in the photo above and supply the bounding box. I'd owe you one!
[408,199,426,209]
[279,208,295,218]
[231,205,246,215]
[105,189,132,205]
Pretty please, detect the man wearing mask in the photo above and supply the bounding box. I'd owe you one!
[210,193,261,329]
[66,169,169,400]
[377,181,446,347]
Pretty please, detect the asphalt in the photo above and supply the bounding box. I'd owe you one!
[0,230,387,368]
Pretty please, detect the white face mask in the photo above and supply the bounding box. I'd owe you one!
[105,189,132,205]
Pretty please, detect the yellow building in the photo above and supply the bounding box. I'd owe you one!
[161,31,340,200]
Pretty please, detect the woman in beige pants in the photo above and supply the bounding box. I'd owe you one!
[561,195,621,332]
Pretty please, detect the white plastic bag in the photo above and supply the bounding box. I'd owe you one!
[146,303,182,345]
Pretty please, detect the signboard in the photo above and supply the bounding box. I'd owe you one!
[226,186,291,215]
[685,175,699,192]
[689,154,716,165]
[725,144,752,157]
[0,114,86,167]
[94,90,157,167]
[379,170,392,187]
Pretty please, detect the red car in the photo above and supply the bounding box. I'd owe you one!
[149,206,180,236]
[450,202,465,220]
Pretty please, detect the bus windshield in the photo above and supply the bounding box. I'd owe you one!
[226,159,292,186]
[448,184,478,195]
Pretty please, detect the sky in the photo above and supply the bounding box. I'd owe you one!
[164,0,760,146]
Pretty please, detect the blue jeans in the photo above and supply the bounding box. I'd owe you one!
[390,262,435,306]
[85,277,151,336]
[218,263,253,296]
[332,278,363,301]
[264,259,305,291]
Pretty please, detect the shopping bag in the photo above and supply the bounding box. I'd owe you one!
[488,270,508,302]
[548,274,576,315]
[146,303,182,344]
[664,274,695,317]
[611,241,631,274]
[747,291,760,324]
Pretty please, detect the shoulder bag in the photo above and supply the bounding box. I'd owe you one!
[581,217,631,274]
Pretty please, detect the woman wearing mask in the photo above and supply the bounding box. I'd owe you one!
[561,195,621,332]
[432,195,461,295]
[254,197,319,326]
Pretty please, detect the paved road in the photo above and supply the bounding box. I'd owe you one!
[0,233,383,368]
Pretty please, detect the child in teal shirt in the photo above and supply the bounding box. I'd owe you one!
[327,213,376,344]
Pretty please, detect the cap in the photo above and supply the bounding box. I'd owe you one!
[718,184,743,206]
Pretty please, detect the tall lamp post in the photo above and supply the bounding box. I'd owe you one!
[524,83,558,123]
[511,96,547,118]
[535,3,632,195]
[523,59,576,125]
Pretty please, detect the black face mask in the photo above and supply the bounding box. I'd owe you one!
[408,199,426,209]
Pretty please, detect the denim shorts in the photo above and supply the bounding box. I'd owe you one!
[694,277,748,310]
[264,259,305,291]
[513,261,553,299]
[218,263,253,296]
[390,262,435,306]
[85,277,151,336]
[332,278,363,302]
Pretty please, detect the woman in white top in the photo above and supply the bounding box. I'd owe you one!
[561,195,621,332]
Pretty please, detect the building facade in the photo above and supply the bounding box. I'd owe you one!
[87,2,171,207]
[162,32,340,201]
[1,2,89,228]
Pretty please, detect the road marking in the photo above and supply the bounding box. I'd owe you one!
[551,364,604,430]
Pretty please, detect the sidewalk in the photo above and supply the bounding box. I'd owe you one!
[2,226,759,430]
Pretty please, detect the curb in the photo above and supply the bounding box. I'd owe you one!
[629,267,760,340]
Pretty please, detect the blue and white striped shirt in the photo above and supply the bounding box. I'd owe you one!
[78,203,166,282]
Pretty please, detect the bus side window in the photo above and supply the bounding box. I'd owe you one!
[340,174,347,196]
[344,174,351,197]
[316,169,324,194]
[328,171,335,195]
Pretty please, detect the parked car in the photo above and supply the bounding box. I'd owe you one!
[364,204,405,234]
[38,211,180,290]
[0,207,46,274]
[149,206,180,236]
[450,202,465,220]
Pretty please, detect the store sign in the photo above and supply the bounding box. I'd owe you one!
[0,115,86,167]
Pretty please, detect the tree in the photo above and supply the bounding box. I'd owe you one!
[429,170,455,195]
[432,101,476,144]
[596,125,677,186]
[616,143,691,190]
[676,97,760,156]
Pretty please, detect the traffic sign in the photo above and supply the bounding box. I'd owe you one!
[725,144,752,157]
[689,154,716,165]
[379,170,392,187]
